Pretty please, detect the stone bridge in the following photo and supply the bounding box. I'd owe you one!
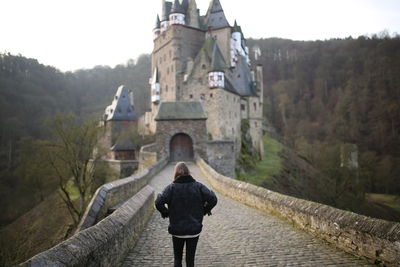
[21,158,400,267]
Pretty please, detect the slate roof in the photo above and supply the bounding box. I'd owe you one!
[210,39,226,72]
[229,55,258,97]
[181,0,189,12]
[154,15,161,29]
[161,1,173,21]
[105,85,138,121]
[111,139,135,151]
[171,0,185,14]
[155,101,207,121]
[204,0,230,29]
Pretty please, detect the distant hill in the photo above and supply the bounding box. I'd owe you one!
[0,53,151,227]
[247,36,400,197]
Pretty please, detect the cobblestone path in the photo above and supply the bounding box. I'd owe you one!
[122,163,373,266]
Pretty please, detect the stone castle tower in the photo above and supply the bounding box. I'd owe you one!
[139,0,264,176]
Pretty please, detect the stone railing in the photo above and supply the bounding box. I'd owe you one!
[138,143,158,172]
[20,186,154,267]
[77,156,168,232]
[196,157,400,266]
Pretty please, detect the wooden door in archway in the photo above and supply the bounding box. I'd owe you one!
[170,133,194,162]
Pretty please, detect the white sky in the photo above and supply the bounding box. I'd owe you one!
[1,0,399,72]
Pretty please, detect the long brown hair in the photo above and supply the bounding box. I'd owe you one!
[174,162,190,180]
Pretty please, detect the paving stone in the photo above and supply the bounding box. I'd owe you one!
[121,163,374,266]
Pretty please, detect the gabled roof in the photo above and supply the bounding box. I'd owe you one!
[204,0,230,29]
[171,0,185,14]
[105,85,138,121]
[161,1,173,21]
[155,101,207,121]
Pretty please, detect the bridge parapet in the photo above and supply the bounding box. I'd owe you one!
[20,157,168,267]
[77,156,168,232]
[196,157,400,266]
[20,186,154,267]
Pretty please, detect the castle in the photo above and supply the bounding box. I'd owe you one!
[104,0,264,177]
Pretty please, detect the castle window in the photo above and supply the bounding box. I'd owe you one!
[210,75,214,81]
[167,67,170,75]
[115,96,118,100]
[210,93,213,98]
[237,74,241,78]
[254,102,257,111]
[202,64,206,70]
[190,94,193,99]
[241,104,245,111]
[218,75,223,81]
[200,94,205,101]
[166,85,168,92]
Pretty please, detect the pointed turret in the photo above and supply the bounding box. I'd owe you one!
[206,38,226,89]
[153,15,161,39]
[186,0,200,28]
[181,0,189,12]
[210,40,226,72]
[170,0,186,25]
[171,0,184,14]
[161,0,173,32]
[205,0,229,29]
[154,14,161,29]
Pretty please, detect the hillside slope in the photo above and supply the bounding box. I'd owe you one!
[0,192,74,266]
[241,135,400,222]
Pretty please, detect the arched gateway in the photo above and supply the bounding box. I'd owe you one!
[169,133,194,162]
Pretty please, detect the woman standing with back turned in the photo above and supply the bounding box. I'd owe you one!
[155,162,218,267]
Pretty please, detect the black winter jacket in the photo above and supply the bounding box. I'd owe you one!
[155,175,217,236]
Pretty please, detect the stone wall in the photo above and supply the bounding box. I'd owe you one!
[196,157,400,266]
[155,120,207,160]
[207,140,235,178]
[20,186,154,267]
[138,143,158,172]
[76,156,168,232]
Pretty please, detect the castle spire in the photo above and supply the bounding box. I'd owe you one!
[210,40,226,72]
[205,0,229,29]
[154,14,161,29]
[187,0,200,28]
[170,0,186,25]
[171,0,184,14]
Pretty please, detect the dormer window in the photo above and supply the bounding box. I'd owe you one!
[218,75,223,81]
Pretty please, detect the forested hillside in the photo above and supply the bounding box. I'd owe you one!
[0,53,150,226]
[247,36,400,197]
[1,35,399,228]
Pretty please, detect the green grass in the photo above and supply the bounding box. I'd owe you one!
[238,135,283,186]
[366,193,400,213]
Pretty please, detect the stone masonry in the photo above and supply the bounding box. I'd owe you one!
[122,163,373,266]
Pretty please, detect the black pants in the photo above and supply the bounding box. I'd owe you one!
[172,236,199,267]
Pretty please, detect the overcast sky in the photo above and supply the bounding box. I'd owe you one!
[1,0,399,72]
